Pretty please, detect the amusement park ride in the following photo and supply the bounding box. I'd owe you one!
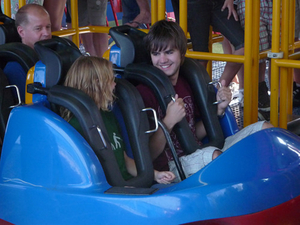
[0,1,300,224]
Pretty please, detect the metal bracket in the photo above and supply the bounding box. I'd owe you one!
[267,51,284,59]
[142,108,158,134]
[96,126,107,148]
[6,85,22,108]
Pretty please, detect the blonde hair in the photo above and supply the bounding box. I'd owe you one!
[62,56,115,121]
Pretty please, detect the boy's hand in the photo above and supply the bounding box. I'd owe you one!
[163,94,186,132]
[216,80,232,115]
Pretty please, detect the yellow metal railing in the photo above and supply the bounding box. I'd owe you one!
[3,0,300,128]
[152,0,300,128]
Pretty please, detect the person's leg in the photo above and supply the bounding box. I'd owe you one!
[87,0,108,57]
[236,0,270,116]
[187,1,212,69]
[293,47,300,107]
[80,33,108,57]
[222,36,242,104]
[256,0,272,118]
[121,0,140,24]
[293,0,300,107]
[170,0,179,22]
[125,0,151,28]
[92,33,108,57]
[237,65,243,88]
[43,0,67,31]
[221,37,234,55]
[222,121,272,151]
[168,146,220,181]
[80,33,96,56]
[211,1,245,87]
[257,19,271,113]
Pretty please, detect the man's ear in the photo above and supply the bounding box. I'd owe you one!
[17,26,25,38]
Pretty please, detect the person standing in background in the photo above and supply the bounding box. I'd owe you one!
[122,0,151,28]
[67,0,108,57]
[43,0,66,31]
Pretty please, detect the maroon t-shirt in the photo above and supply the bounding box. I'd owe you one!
[137,76,202,171]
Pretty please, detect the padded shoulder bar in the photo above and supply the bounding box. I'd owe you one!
[0,42,38,71]
[47,84,153,188]
[0,15,21,44]
[124,63,201,154]
[34,37,82,88]
[109,25,150,67]
[115,79,154,183]
[180,58,224,148]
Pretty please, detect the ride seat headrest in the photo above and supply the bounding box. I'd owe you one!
[0,42,38,71]
[0,15,21,44]
[34,37,82,88]
[109,25,151,67]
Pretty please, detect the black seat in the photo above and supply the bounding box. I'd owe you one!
[0,42,39,152]
[28,76,155,189]
[109,25,151,67]
[0,14,21,44]
[28,36,155,188]
[0,42,39,103]
[0,42,38,71]
[34,37,82,87]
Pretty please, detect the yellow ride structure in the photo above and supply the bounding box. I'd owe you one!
[3,0,300,129]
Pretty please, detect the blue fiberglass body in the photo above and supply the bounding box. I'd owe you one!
[0,101,300,224]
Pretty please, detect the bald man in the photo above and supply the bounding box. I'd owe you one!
[15,3,52,49]
[4,4,52,101]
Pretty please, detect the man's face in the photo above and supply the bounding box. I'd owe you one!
[150,46,182,84]
[18,10,52,49]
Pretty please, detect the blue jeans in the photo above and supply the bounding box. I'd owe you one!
[172,0,244,52]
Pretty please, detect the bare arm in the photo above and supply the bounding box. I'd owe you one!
[195,120,207,141]
[195,80,231,140]
[216,80,232,115]
[124,152,137,177]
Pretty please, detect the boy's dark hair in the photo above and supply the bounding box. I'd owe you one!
[144,20,187,62]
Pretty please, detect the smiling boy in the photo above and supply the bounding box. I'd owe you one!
[137,20,273,179]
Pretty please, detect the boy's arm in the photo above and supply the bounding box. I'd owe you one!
[196,80,231,140]
[216,83,232,116]
[195,120,207,141]
[149,94,186,160]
